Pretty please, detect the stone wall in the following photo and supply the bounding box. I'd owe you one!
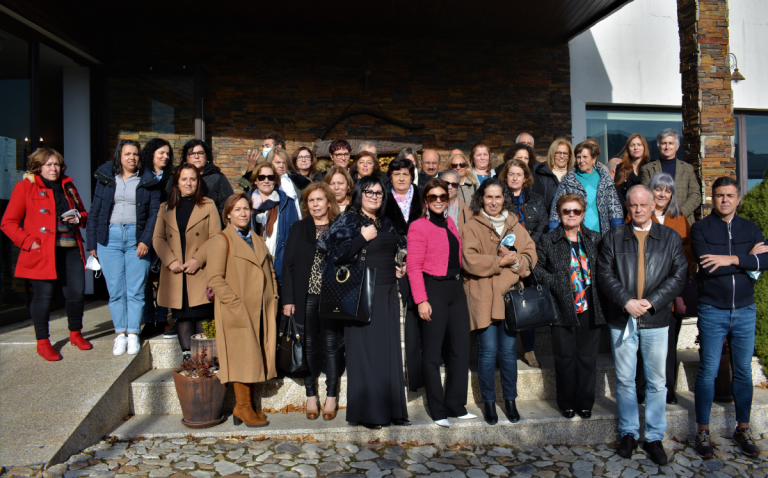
[678,0,735,215]
[107,33,571,186]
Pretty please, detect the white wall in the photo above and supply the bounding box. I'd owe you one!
[570,0,768,141]
[63,67,92,294]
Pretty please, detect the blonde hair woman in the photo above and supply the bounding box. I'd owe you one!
[532,138,575,211]
[449,152,479,204]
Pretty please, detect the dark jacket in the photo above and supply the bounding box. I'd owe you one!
[88,162,161,248]
[597,222,687,329]
[691,213,768,309]
[615,171,641,217]
[495,160,539,178]
[533,226,605,327]
[316,210,406,267]
[417,170,437,189]
[249,188,299,284]
[169,162,233,218]
[532,162,561,213]
[282,216,328,330]
[384,187,422,239]
[312,171,326,183]
[504,188,548,244]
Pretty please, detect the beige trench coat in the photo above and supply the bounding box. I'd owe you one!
[206,225,279,384]
[153,198,221,309]
[461,211,537,331]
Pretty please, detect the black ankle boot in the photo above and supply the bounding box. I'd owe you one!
[505,400,520,423]
[483,402,498,425]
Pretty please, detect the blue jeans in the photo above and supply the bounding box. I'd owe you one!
[97,224,150,334]
[694,303,756,425]
[610,324,668,442]
[476,320,518,403]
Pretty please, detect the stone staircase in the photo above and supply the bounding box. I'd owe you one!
[113,317,768,446]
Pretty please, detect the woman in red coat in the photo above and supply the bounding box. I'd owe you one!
[0,148,91,361]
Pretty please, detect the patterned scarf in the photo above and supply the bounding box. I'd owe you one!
[569,227,591,314]
[392,185,413,221]
[512,191,526,228]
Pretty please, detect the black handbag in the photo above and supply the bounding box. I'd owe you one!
[319,246,376,323]
[276,312,305,373]
[503,257,557,332]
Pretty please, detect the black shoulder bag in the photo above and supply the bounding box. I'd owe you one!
[319,246,376,323]
[276,312,305,373]
[503,256,556,332]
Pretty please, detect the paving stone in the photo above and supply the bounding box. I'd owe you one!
[187,456,216,465]
[365,471,391,478]
[703,460,724,471]
[621,469,641,478]
[485,466,509,476]
[274,473,300,478]
[668,463,693,477]
[275,443,302,454]
[513,465,537,475]
[357,450,381,461]
[378,460,402,470]
[198,438,217,445]
[227,449,246,460]
[407,464,430,474]
[353,462,381,471]
[488,448,513,458]
[408,452,428,464]
[173,462,195,471]
[426,463,455,472]
[317,463,344,474]
[572,471,592,478]
[293,465,317,478]
[466,470,488,478]
[412,447,438,459]
[189,471,214,478]
[259,465,286,473]
[148,468,174,478]
[572,461,593,472]
[392,470,412,478]
[214,461,244,476]
[64,472,90,478]
[533,472,555,478]
[641,466,658,475]
[345,445,361,454]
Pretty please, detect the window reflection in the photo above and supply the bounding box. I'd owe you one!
[745,114,768,192]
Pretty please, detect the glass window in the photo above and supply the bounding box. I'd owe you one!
[744,114,768,192]
[586,109,684,165]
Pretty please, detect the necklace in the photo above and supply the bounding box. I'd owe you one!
[358,211,381,228]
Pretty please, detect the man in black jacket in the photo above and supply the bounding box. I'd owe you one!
[690,176,768,459]
[597,185,687,465]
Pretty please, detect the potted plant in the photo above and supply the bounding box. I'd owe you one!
[173,348,227,428]
[191,320,217,360]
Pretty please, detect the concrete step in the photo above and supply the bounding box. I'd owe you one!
[147,317,702,369]
[113,389,768,447]
[129,350,766,415]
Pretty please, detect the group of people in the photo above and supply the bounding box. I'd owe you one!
[1,129,765,462]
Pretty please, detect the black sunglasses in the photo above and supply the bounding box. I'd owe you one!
[257,174,277,181]
[444,181,459,188]
[426,194,449,203]
[561,208,584,216]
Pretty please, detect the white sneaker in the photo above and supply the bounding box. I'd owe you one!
[113,335,128,355]
[457,413,477,420]
[435,419,450,428]
[126,334,141,355]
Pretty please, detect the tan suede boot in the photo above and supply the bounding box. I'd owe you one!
[232,382,269,427]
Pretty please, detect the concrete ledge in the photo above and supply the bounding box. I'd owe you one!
[113,389,768,447]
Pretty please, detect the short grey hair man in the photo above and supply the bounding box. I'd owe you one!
[358,141,377,158]
[516,133,534,148]
[656,128,680,149]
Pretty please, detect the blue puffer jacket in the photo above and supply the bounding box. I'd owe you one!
[249,188,299,284]
[548,162,623,237]
[87,162,161,248]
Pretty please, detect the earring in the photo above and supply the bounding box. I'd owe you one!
[443,210,448,218]
[426,209,430,219]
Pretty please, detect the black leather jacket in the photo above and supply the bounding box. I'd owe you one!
[597,222,687,329]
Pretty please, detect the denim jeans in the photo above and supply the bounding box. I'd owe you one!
[476,320,518,403]
[97,224,150,334]
[609,324,668,442]
[694,303,756,425]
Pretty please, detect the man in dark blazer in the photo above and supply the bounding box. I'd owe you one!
[640,128,701,224]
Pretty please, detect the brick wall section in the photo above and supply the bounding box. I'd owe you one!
[678,0,735,215]
[108,34,571,189]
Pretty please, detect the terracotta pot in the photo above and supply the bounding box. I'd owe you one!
[191,334,218,361]
[172,370,227,428]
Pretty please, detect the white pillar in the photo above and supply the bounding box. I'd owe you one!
[63,67,93,294]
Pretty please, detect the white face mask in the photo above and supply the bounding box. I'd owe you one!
[262,147,272,158]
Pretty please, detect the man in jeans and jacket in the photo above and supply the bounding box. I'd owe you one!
[691,176,768,458]
[597,185,687,465]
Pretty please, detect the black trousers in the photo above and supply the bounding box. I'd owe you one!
[550,310,601,411]
[400,276,424,391]
[304,294,343,398]
[636,314,682,399]
[30,247,85,340]
[421,276,470,420]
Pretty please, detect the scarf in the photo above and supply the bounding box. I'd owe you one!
[253,190,280,238]
[393,185,414,221]
[41,176,77,246]
[511,190,526,228]
[447,200,460,227]
[568,227,591,314]
[482,210,508,236]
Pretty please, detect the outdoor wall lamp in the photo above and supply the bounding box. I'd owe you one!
[729,53,746,82]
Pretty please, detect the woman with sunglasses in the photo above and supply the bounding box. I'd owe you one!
[439,170,472,234]
[249,162,299,285]
[384,156,424,392]
[533,193,604,419]
[449,153,479,205]
[462,178,537,425]
[173,139,233,220]
[407,178,474,427]
[267,149,303,217]
[317,176,410,429]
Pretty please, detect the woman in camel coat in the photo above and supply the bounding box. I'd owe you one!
[153,164,221,360]
[461,178,537,426]
[207,193,279,428]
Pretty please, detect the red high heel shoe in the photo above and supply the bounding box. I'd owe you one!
[70,331,93,350]
[37,339,62,361]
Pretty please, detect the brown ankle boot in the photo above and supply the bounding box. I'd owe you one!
[232,382,268,427]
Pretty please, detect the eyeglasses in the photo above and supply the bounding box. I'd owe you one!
[363,190,384,199]
[561,208,583,216]
[297,155,312,160]
[444,181,459,189]
[426,194,449,203]
[333,152,351,158]
[554,152,569,157]
[188,152,206,158]
[450,163,468,169]
[257,174,277,181]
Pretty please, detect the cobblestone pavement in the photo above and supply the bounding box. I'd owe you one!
[3,433,767,478]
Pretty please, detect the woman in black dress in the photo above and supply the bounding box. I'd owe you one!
[317,176,410,429]
[153,163,222,360]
